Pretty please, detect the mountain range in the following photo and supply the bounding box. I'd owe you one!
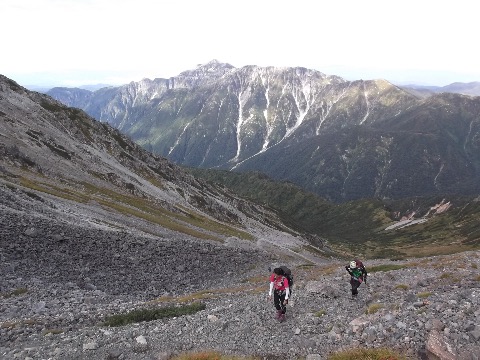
[2,73,480,260]
[46,60,480,203]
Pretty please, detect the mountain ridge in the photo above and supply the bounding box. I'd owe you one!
[44,61,480,202]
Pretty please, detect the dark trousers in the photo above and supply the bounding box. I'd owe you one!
[350,278,361,295]
[273,290,286,314]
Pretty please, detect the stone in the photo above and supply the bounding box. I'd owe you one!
[82,342,99,351]
[426,330,457,360]
[136,335,147,345]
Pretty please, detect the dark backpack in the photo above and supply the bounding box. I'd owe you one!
[280,266,294,289]
[355,259,364,268]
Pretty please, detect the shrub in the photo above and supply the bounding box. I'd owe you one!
[394,284,409,290]
[314,309,326,317]
[103,302,206,327]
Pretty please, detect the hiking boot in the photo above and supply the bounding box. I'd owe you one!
[275,310,282,319]
[279,313,286,322]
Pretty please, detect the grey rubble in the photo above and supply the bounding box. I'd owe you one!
[1,186,480,360]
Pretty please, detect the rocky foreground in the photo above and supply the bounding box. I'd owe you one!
[1,186,480,360]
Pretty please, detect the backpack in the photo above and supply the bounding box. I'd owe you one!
[280,266,294,289]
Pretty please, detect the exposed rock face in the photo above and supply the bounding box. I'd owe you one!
[46,61,480,202]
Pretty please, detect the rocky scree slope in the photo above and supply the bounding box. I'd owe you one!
[1,187,479,360]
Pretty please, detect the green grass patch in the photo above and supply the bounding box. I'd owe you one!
[368,264,407,273]
[417,292,433,299]
[19,177,89,203]
[81,181,252,241]
[1,287,28,298]
[394,284,409,290]
[328,347,406,360]
[303,244,330,256]
[171,351,258,360]
[103,302,206,327]
[42,329,64,336]
[297,263,316,269]
[314,309,326,317]
[365,303,384,314]
[18,175,252,242]
[241,275,267,284]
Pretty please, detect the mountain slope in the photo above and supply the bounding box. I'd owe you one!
[0,74,331,263]
[189,168,480,259]
[46,61,480,202]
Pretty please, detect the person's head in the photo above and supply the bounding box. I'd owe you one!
[273,267,284,276]
[349,260,357,269]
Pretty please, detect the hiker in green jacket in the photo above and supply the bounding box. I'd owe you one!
[345,259,368,297]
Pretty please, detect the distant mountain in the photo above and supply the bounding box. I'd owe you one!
[46,61,480,202]
[442,81,480,96]
[401,81,480,98]
[26,83,111,93]
[77,83,112,91]
[24,85,52,93]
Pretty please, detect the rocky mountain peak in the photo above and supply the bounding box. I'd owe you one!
[169,59,235,89]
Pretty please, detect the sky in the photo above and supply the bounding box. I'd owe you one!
[2,0,479,89]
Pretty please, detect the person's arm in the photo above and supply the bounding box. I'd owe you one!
[284,277,290,300]
[345,266,353,276]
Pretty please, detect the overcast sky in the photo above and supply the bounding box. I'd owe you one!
[2,0,479,89]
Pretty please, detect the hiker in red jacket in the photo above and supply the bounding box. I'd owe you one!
[268,267,290,322]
